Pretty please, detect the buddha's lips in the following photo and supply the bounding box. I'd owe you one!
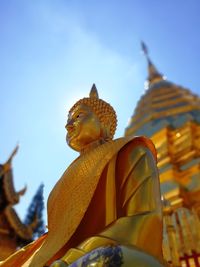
[67,129,74,136]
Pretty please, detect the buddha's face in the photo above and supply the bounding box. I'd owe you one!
[66,104,102,152]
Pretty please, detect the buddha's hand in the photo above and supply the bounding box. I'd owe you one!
[49,260,69,267]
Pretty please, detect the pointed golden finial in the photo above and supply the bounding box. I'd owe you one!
[141,41,153,65]
[89,84,99,99]
[141,41,163,84]
[141,41,149,58]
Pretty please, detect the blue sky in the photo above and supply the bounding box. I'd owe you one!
[1,0,200,223]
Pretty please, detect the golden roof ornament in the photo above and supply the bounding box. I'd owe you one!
[0,144,19,177]
[69,84,117,140]
[6,144,19,164]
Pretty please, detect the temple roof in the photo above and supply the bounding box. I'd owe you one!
[0,146,31,240]
[0,146,26,207]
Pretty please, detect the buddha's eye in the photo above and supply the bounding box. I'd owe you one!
[76,113,84,119]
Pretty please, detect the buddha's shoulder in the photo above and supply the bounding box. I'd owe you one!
[115,136,157,162]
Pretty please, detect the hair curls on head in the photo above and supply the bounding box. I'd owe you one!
[69,84,117,140]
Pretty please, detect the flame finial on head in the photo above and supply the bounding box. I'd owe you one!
[89,84,99,99]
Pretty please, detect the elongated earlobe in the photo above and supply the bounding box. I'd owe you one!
[101,124,111,141]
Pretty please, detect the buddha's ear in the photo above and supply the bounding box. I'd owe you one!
[105,125,111,141]
[101,120,112,141]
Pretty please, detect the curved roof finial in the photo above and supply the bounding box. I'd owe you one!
[89,83,99,99]
[6,144,19,165]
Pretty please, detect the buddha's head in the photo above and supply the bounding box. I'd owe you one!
[65,84,117,152]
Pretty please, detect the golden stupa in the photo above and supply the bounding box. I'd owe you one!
[125,43,200,267]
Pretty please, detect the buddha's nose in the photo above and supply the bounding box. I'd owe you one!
[65,119,74,131]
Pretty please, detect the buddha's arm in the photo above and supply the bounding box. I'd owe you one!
[61,143,163,264]
[98,144,163,259]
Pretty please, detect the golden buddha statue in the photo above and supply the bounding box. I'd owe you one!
[1,85,165,267]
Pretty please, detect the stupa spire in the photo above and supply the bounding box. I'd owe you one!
[141,41,164,84]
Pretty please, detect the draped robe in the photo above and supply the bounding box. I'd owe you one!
[0,136,163,267]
